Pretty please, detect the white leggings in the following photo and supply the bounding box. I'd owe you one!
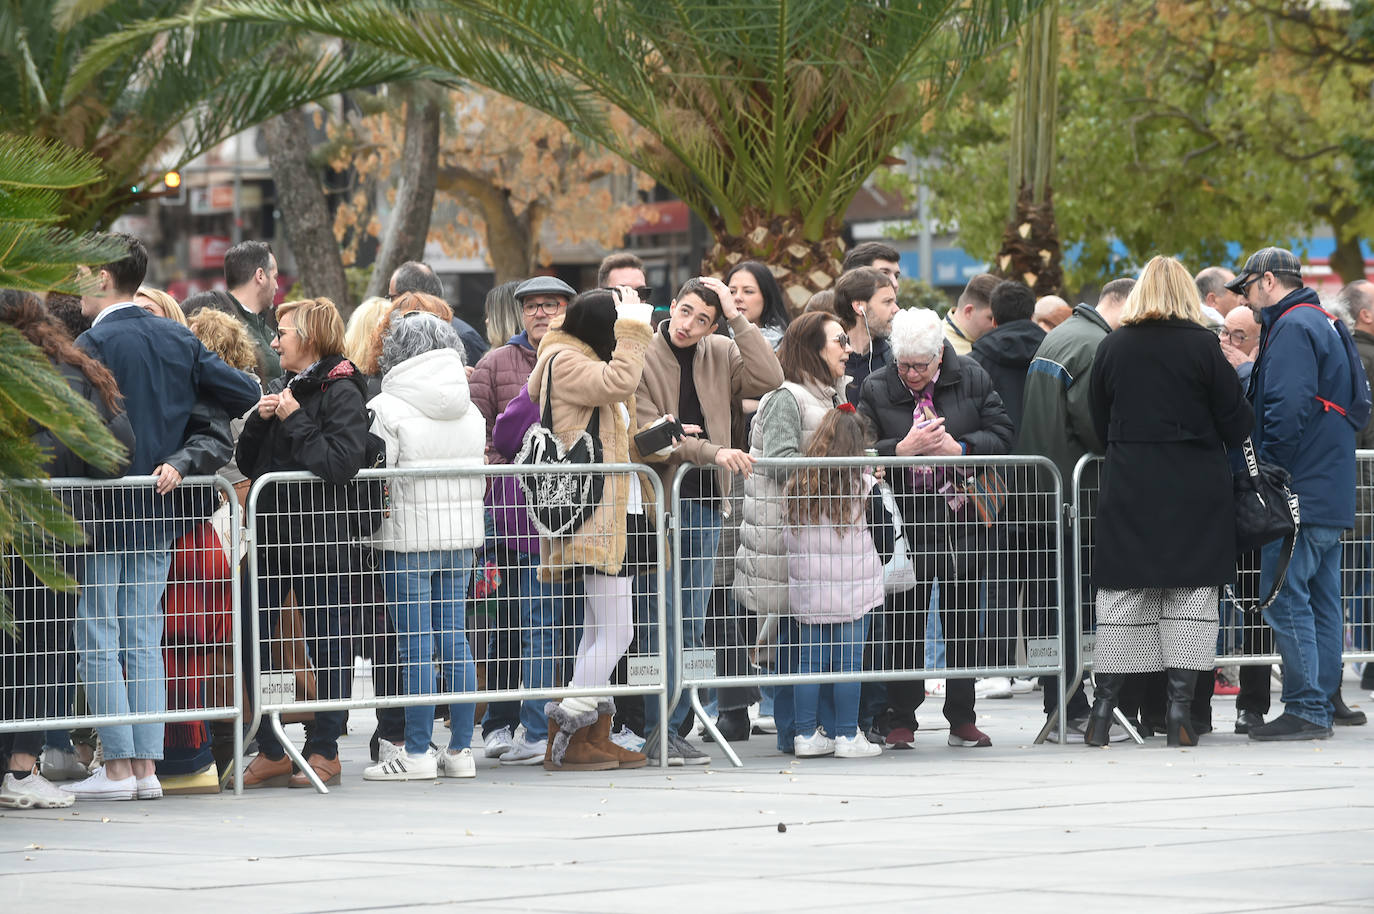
[569,573,636,687]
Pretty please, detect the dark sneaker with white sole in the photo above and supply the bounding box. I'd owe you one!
[1248,712,1332,741]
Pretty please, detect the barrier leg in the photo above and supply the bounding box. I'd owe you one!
[1112,706,1145,745]
[269,713,327,795]
[692,688,742,768]
[232,717,244,796]
[657,690,670,769]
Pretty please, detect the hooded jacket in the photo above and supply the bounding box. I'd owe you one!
[1250,287,1373,529]
[970,319,1046,434]
[368,348,486,552]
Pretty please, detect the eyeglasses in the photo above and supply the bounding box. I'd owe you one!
[521,299,566,315]
[830,332,851,348]
[1239,274,1263,295]
[896,357,937,375]
[1223,329,1252,345]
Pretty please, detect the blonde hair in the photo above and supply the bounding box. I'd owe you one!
[135,287,186,325]
[276,297,346,358]
[188,308,260,375]
[345,296,390,366]
[361,291,452,375]
[1121,256,1206,326]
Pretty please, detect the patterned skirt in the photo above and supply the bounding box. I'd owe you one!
[1093,587,1218,673]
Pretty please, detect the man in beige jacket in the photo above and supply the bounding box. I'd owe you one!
[632,276,784,761]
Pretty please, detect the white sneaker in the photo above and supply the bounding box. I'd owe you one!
[1009,677,1036,695]
[752,715,777,735]
[437,747,477,778]
[610,725,646,753]
[926,679,947,697]
[975,677,1014,699]
[39,747,90,781]
[0,772,75,809]
[364,750,438,781]
[499,728,547,766]
[377,740,404,765]
[834,732,882,758]
[793,729,835,758]
[483,726,515,759]
[64,766,136,801]
[1044,718,1087,744]
[135,775,162,800]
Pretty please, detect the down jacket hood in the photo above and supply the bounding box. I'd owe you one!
[378,348,471,421]
[971,319,1046,368]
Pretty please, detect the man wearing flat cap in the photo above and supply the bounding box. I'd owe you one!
[1234,247,1372,740]
[466,274,579,765]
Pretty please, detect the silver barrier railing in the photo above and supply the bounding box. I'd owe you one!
[670,455,1069,766]
[1067,450,1374,743]
[0,475,244,795]
[245,463,670,792]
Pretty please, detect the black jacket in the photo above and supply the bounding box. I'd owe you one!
[236,354,370,560]
[858,341,1015,459]
[970,319,1045,434]
[1089,318,1252,589]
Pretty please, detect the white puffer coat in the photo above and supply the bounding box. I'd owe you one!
[368,348,486,552]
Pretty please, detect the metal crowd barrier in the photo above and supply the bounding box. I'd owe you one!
[1067,451,1374,744]
[0,475,244,795]
[670,455,1069,766]
[245,463,670,792]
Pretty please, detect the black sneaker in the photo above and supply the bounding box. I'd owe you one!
[1235,710,1265,735]
[1248,712,1332,742]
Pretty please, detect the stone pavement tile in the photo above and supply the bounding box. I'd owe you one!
[1106,863,1374,906]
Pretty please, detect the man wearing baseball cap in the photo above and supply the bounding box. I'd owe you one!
[1236,247,1372,740]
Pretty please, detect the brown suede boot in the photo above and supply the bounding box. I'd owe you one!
[543,700,617,771]
[593,701,646,768]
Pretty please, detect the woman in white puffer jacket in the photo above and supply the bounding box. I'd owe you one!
[363,312,486,783]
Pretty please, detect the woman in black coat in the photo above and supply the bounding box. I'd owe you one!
[857,306,1014,750]
[235,297,370,789]
[1086,256,1252,747]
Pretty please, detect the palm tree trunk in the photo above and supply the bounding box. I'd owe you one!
[702,211,845,313]
[997,186,1063,297]
[262,109,353,313]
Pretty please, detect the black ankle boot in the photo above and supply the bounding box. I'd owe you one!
[1332,690,1368,726]
[1166,669,1200,747]
[703,707,751,742]
[1085,674,1125,747]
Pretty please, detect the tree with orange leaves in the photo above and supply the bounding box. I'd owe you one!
[327,86,655,285]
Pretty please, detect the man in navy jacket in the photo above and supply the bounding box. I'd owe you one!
[66,234,259,802]
[1233,247,1372,741]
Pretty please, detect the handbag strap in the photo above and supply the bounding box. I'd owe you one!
[537,351,602,439]
[1226,489,1301,614]
[1241,436,1261,482]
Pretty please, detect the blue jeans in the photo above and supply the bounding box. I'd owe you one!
[637,500,721,734]
[772,616,835,751]
[1262,524,1344,727]
[76,534,175,761]
[383,549,477,756]
[516,562,585,741]
[795,616,869,740]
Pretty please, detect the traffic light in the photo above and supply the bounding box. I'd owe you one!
[160,170,186,204]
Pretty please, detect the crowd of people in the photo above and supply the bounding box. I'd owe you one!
[2,234,1372,810]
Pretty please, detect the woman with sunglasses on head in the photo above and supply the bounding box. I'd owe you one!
[856,306,1013,752]
[735,311,854,754]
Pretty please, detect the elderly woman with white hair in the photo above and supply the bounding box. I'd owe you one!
[362,312,486,783]
[856,306,1014,750]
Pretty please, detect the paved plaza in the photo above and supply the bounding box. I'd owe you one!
[3,677,1373,913]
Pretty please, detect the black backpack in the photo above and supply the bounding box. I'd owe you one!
[514,353,605,537]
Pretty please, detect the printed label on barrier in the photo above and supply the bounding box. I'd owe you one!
[1026,638,1059,667]
[626,655,663,687]
[259,672,296,707]
[682,648,717,682]
[1080,632,1096,661]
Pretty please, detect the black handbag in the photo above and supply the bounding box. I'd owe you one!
[515,353,605,537]
[1228,437,1300,612]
